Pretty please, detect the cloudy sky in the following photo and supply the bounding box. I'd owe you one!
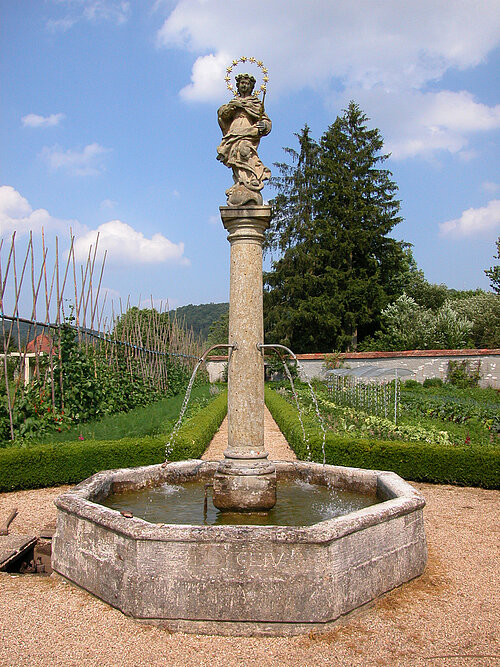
[1,0,500,319]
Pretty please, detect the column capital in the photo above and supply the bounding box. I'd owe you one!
[220,206,271,244]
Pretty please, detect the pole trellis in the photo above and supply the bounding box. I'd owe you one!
[0,232,204,440]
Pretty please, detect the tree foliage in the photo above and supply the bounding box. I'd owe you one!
[449,291,500,348]
[170,302,229,340]
[206,309,229,348]
[362,293,476,351]
[484,236,500,294]
[391,248,450,311]
[264,103,406,352]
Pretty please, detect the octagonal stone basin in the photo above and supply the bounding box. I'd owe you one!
[52,460,426,637]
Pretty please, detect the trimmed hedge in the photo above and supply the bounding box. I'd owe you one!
[265,387,500,489]
[0,390,227,492]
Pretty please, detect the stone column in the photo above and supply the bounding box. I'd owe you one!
[212,206,277,512]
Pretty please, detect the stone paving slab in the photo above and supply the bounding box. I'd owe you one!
[202,407,297,461]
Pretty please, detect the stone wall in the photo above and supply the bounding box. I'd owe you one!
[206,349,500,388]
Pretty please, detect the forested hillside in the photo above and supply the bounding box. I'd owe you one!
[170,302,229,340]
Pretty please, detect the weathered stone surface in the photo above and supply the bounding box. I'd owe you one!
[217,73,271,207]
[52,460,427,636]
[206,350,500,388]
[212,468,277,511]
[221,206,270,459]
[213,206,277,511]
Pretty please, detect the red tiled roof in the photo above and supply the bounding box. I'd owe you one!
[26,333,53,354]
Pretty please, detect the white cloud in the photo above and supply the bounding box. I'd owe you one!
[340,88,500,160]
[158,1,500,97]
[0,188,187,276]
[73,220,190,265]
[101,285,121,300]
[0,185,77,237]
[439,200,500,238]
[41,143,111,175]
[179,52,230,102]
[22,113,65,128]
[157,0,500,159]
[100,198,117,210]
[47,0,130,32]
[82,0,130,24]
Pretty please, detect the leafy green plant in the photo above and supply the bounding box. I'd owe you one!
[402,379,421,389]
[28,384,214,444]
[0,309,203,444]
[292,386,452,446]
[423,378,444,388]
[264,354,298,380]
[447,360,481,388]
[275,377,499,448]
[323,351,345,371]
[402,386,498,426]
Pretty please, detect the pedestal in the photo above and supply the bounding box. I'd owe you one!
[212,206,277,512]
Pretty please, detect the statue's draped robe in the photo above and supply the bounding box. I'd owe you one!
[217,94,271,194]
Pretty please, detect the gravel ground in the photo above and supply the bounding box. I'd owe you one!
[0,415,499,666]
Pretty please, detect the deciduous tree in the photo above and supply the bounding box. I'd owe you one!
[484,236,500,294]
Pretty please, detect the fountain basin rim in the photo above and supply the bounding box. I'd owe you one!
[54,460,425,545]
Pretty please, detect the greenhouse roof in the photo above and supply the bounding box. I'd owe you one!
[326,366,414,378]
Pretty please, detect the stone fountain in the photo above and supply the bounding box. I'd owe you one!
[51,61,427,636]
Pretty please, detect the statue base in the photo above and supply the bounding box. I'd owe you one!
[212,458,277,512]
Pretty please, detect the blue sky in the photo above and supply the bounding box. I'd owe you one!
[2,0,500,320]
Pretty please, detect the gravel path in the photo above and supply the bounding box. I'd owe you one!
[0,417,499,666]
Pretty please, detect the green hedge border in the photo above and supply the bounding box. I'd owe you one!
[265,387,500,489]
[0,391,227,492]
[2,386,498,491]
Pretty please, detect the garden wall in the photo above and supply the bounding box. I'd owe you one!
[206,349,500,388]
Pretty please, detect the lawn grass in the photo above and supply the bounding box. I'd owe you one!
[32,384,217,445]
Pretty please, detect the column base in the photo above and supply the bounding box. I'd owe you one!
[212,460,277,512]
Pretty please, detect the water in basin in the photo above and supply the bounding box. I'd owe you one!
[101,478,379,526]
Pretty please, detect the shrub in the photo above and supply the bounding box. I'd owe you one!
[423,378,444,388]
[449,291,500,348]
[366,293,475,351]
[403,379,421,389]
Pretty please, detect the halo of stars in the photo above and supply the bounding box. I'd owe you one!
[224,57,269,97]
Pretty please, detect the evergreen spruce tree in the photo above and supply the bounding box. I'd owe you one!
[265,124,319,253]
[264,102,406,352]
